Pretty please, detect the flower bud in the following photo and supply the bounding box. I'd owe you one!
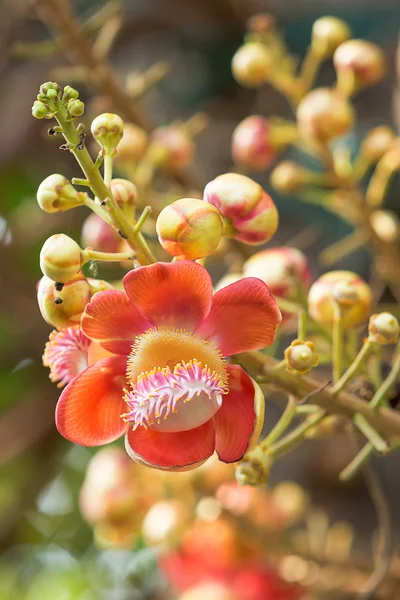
[232,116,280,171]
[110,178,137,207]
[40,234,82,282]
[308,271,373,328]
[270,161,305,193]
[37,174,84,213]
[370,209,400,243]
[149,125,194,172]
[156,198,223,259]
[247,13,276,34]
[116,123,149,164]
[204,173,278,245]
[32,100,48,119]
[37,272,90,329]
[81,213,125,253]
[67,98,85,117]
[231,42,272,88]
[334,40,386,87]
[63,85,79,100]
[91,113,124,154]
[243,247,312,313]
[311,17,351,58]
[284,339,319,374]
[297,88,354,141]
[360,126,396,162]
[40,81,61,99]
[87,278,114,295]
[368,312,399,345]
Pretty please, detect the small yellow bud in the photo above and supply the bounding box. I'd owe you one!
[360,126,396,162]
[311,17,351,58]
[297,88,354,141]
[110,178,137,207]
[231,42,272,89]
[116,123,148,164]
[149,126,194,172]
[37,273,90,329]
[37,174,84,213]
[308,271,373,328]
[67,98,85,117]
[334,39,386,87]
[270,161,305,193]
[32,100,48,119]
[370,209,400,243]
[156,198,223,260]
[284,339,319,374]
[368,312,399,345]
[91,113,124,155]
[40,234,82,283]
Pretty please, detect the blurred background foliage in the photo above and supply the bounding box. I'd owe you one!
[1,1,400,598]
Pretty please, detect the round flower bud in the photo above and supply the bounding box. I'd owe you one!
[270,161,305,193]
[40,81,61,99]
[81,213,125,253]
[40,234,82,283]
[63,85,79,100]
[204,173,278,245]
[116,123,149,164]
[311,17,351,58]
[368,312,399,345]
[110,178,137,207]
[67,98,85,117]
[231,42,272,89]
[370,209,400,243]
[243,247,312,316]
[149,125,194,172]
[37,272,90,329]
[91,113,124,154]
[297,88,354,141]
[179,583,236,600]
[308,271,373,328]
[360,126,396,162]
[156,198,223,260]
[232,116,279,171]
[87,278,114,295]
[284,339,319,374]
[32,101,48,119]
[334,40,386,86]
[37,174,84,213]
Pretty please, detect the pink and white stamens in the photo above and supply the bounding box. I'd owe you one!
[43,326,91,387]
[122,359,228,433]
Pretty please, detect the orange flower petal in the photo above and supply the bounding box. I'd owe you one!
[123,261,213,331]
[125,420,215,470]
[81,290,151,354]
[214,364,264,462]
[196,277,282,356]
[56,355,127,446]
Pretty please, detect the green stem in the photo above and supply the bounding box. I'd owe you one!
[82,196,114,226]
[134,206,152,233]
[82,248,134,263]
[332,302,344,384]
[299,46,323,92]
[339,443,374,481]
[370,351,400,409]
[55,108,155,265]
[297,309,307,340]
[331,339,375,396]
[262,395,297,448]
[353,414,389,454]
[103,153,113,188]
[267,409,325,459]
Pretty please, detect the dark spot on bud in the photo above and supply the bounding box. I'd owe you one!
[48,128,56,136]
[118,230,128,239]
[54,297,63,305]
[54,282,64,292]
[59,143,70,151]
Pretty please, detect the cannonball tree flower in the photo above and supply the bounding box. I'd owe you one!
[55,261,281,470]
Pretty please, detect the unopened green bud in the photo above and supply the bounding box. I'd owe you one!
[63,85,79,100]
[32,100,48,119]
[40,82,61,98]
[37,174,84,213]
[91,113,124,155]
[110,178,137,206]
[40,234,83,283]
[67,99,85,117]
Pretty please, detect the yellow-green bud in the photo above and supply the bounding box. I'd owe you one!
[311,17,351,58]
[40,234,83,283]
[63,85,79,100]
[361,126,396,162]
[297,88,354,141]
[32,100,48,119]
[110,179,137,207]
[67,99,85,117]
[231,42,272,89]
[368,312,399,345]
[334,40,386,87]
[91,113,124,155]
[37,174,84,213]
[87,278,114,295]
[156,198,223,260]
[37,273,90,329]
[270,161,305,193]
[370,209,400,244]
[284,339,319,374]
[40,81,61,98]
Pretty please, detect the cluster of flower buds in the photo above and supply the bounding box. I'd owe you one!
[32,83,85,120]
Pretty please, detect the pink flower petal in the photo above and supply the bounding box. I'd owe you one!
[196,277,282,356]
[123,261,213,331]
[125,420,215,470]
[214,364,264,463]
[56,355,127,446]
[81,290,151,354]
